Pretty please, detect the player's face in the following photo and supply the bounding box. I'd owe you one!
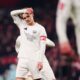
[22,13,34,25]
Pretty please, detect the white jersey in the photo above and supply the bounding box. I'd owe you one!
[19,23,47,59]
[11,12,47,61]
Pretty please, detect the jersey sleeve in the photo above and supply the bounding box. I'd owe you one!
[10,10,22,26]
[15,36,21,54]
[40,27,47,54]
[38,27,47,61]
[10,9,27,29]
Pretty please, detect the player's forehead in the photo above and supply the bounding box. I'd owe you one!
[23,13,30,15]
[22,13,32,17]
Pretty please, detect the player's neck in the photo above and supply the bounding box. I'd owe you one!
[27,21,36,26]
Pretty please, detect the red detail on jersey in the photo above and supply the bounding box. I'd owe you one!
[58,2,64,10]
[40,36,46,40]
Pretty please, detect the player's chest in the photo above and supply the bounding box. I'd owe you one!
[23,27,39,41]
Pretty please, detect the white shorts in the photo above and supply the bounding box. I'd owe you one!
[16,58,42,79]
[41,56,56,80]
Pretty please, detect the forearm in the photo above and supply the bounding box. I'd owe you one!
[10,9,26,16]
[38,37,47,61]
[10,9,26,28]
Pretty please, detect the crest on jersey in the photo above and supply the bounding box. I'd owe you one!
[33,30,37,34]
[24,28,27,30]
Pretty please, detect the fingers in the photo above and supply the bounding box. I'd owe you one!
[37,62,43,71]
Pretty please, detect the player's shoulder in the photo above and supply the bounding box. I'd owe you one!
[36,22,45,30]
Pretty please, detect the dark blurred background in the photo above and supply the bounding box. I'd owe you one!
[0,0,80,80]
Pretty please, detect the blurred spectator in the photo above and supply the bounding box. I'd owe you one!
[0,75,4,80]
[4,64,16,80]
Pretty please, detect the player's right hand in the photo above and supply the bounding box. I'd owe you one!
[37,62,43,71]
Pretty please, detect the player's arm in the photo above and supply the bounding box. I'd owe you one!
[46,38,55,47]
[10,9,26,26]
[37,27,47,61]
[37,27,47,70]
[15,36,21,54]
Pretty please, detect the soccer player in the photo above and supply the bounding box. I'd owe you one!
[56,0,80,57]
[10,8,56,80]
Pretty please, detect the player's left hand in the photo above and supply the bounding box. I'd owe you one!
[37,62,43,71]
